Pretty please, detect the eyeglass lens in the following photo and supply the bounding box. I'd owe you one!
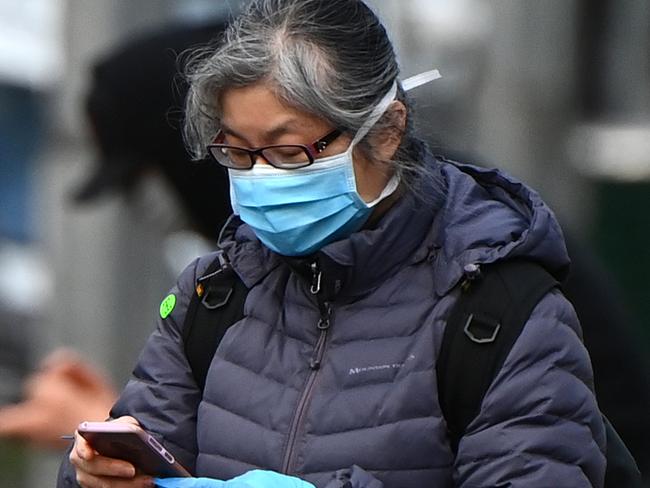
[210,145,313,169]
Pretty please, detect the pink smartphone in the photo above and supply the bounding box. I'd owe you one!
[77,421,191,478]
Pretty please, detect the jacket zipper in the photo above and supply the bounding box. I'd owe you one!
[281,260,332,474]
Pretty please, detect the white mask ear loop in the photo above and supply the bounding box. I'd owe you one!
[402,69,441,91]
[349,69,442,148]
[349,82,398,148]
[366,173,400,207]
[354,69,442,207]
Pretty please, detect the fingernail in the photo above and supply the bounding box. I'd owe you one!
[144,477,156,487]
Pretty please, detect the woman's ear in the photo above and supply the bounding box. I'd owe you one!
[373,100,407,162]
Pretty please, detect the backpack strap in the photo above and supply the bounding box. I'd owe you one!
[182,251,249,391]
[603,416,644,487]
[436,259,644,486]
[437,259,558,453]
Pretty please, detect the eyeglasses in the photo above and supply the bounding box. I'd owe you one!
[206,128,342,170]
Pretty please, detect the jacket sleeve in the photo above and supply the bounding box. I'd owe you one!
[453,289,607,487]
[56,444,78,488]
[56,254,218,487]
[108,254,217,473]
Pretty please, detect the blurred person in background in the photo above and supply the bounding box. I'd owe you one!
[71,20,231,242]
[0,19,232,449]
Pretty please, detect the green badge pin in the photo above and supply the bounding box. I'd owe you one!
[160,294,176,319]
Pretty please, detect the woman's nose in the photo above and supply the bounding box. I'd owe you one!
[253,153,271,167]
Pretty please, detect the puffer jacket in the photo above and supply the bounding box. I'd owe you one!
[58,157,606,487]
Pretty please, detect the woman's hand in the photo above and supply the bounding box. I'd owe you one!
[70,416,154,488]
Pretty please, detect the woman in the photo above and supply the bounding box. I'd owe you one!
[59,0,606,486]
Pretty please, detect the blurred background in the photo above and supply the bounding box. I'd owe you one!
[0,0,649,485]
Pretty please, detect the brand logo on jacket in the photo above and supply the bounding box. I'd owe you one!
[348,354,416,376]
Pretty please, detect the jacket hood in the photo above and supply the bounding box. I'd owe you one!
[428,159,570,296]
[219,155,570,298]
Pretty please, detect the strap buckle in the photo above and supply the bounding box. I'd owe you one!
[196,253,235,310]
[463,313,501,344]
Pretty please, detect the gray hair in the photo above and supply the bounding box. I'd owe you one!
[184,0,441,200]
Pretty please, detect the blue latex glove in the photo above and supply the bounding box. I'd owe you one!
[155,469,316,488]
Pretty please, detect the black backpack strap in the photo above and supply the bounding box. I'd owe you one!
[603,416,644,487]
[436,259,644,487]
[437,259,558,452]
[182,251,248,391]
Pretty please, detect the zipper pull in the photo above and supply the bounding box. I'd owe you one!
[310,302,331,370]
[308,259,331,369]
[309,302,332,370]
[310,261,322,295]
[317,302,332,331]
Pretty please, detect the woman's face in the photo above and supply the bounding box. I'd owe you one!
[218,82,394,202]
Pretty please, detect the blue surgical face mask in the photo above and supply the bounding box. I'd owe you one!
[228,71,441,256]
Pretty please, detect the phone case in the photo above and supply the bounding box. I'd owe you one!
[77,421,191,478]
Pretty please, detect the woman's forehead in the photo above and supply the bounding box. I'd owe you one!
[219,82,330,139]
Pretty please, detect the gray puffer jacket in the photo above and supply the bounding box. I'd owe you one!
[58,158,606,487]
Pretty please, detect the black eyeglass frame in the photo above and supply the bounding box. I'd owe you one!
[206,128,342,170]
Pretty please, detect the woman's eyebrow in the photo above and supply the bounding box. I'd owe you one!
[264,122,296,142]
[220,124,249,143]
[221,118,306,146]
